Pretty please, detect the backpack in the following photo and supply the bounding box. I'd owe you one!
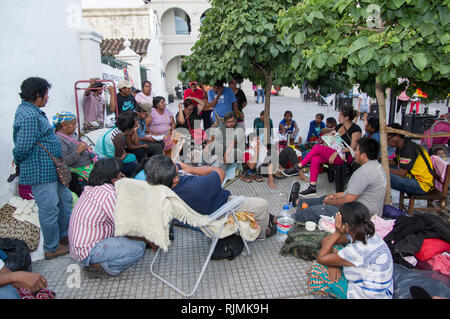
[382,204,408,219]
[211,234,244,261]
[279,222,328,261]
[0,238,32,272]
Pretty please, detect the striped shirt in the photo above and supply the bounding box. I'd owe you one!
[68,183,116,261]
[13,101,61,185]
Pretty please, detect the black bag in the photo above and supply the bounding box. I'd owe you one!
[211,234,244,261]
[0,238,32,272]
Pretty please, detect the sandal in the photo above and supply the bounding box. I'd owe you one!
[239,170,253,183]
[250,172,263,182]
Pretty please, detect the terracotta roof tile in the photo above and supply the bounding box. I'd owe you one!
[101,38,150,57]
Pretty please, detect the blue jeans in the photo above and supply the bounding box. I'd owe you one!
[390,173,428,195]
[0,284,20,299]
[256,89,265,103]
[294,196,339,223]
[83,237,146,276]
[31,181,73,253]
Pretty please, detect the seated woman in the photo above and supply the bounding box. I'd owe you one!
[94,111,138,177]
[148,96,176,153]
[307,202,393,299]
[175,96,206,143]
[307,113,325,142]
[283,106,362,196]
[53,112,100,196]
[68,158,146,279]
[279,110,301,145]
[125,106,164,163]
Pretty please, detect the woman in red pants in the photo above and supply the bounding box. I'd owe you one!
[283,106,362,196]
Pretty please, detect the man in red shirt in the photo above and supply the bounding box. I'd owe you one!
[183,81,212,129]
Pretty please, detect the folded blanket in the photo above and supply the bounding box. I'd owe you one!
[114,178,258,252]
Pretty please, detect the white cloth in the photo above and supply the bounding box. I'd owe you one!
[113,178,258,252]
[7,196,45,262]
[338,234,393,299]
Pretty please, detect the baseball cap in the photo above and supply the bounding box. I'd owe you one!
[117,80,133,89]
[189,81,198,86]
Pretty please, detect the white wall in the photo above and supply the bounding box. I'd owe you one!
[0,0,85,206]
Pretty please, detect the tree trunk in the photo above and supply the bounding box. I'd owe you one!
[375,77,392,205]
[263,71,274,147]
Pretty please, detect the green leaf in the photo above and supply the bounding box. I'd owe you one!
[269,45,279,57]
[294,31,306,45]
[305,13,314,24]
[348,36,370,55]
[236,65,243,74]
[411,53,428,71]
[391,0,405,9]
[292,55,301,69]
[246,35,254,45]
[358,47,375,65]
[314,53,327,69]
[419,22,436,37]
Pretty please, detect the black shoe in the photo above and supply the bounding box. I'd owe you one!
[299,185,317,197]
[83,265,112,279]
[288,181,300,207]
[282,165,299,177]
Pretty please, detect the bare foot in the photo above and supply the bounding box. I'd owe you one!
[268,180,277,189]
[298,171,310,182]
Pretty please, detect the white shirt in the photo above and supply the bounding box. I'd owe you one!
[338,234,394,299]
[0,259,4,270]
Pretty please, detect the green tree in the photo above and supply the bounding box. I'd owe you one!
[278,0,450,203]
[178,0,301,145]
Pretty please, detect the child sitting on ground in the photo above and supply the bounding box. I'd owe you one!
[307,113,326,142]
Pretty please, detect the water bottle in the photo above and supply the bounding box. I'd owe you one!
[276,204,295,243]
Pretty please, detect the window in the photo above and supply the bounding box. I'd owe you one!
[174,8,191,35]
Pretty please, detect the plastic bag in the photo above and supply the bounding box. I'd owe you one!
[318,215,335,233]
[392,263,450,299]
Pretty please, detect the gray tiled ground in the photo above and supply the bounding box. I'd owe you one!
[31,174,332,299]
[30,96,448,299]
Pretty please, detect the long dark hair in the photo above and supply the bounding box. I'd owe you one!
[339,202,375,244]
[340,105,357,121]
[87,158,123,186]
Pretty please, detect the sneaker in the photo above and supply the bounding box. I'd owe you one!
[288,181,300,207]
[282,165,299,177]
[299,185,317,197]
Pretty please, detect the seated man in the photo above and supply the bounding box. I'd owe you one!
[142,154,276,240]
[68,158,146,279]
[204,111,246,170]
[387,123,435,195]
[290,137,387,223]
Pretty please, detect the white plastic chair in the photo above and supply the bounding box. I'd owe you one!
[149,195,251,297]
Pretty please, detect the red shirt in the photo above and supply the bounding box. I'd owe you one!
[183,88,204,106]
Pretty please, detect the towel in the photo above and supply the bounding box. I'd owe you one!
[114,178,258,252]
[431,155,448,192]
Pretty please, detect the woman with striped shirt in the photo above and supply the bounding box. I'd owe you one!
[68,158,146,279]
